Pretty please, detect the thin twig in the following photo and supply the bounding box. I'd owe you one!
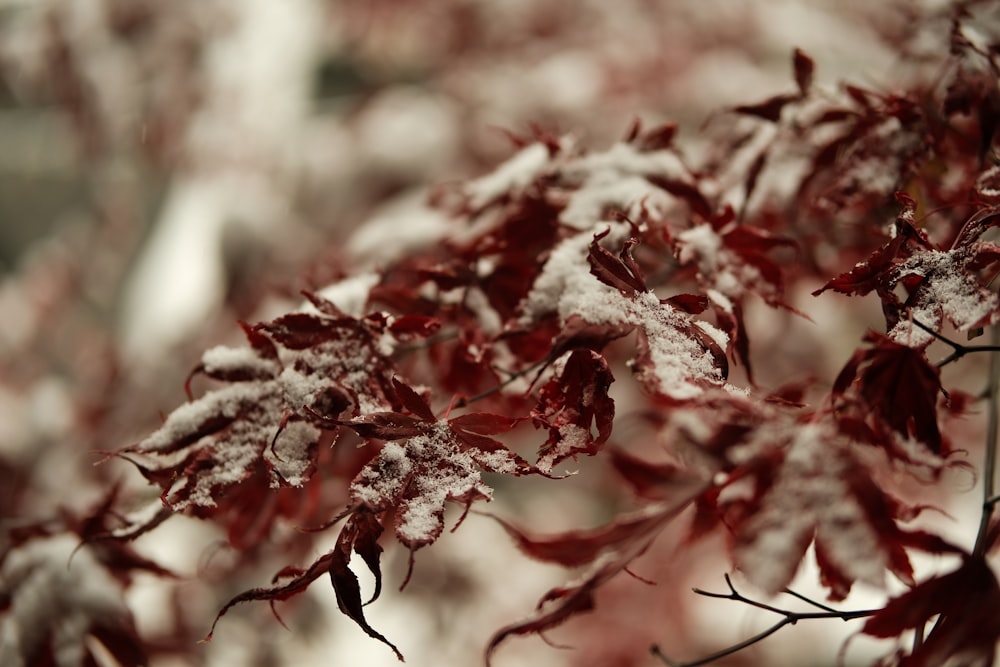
[909,318,1000,367]
[973,323,1000,556]
[780,587,839,614]
[450,356,550,409]
[651,575,879,667]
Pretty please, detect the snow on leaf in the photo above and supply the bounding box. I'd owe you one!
[531,348,615,474]
[731,421,933,599]
[814,203,1000,346]
[0,535,149,667]
[523,223,729,401]
[888,242,1000,346]
[340,384,532,549]
[674,220,796,305]
[463,142,553,210]
[118,296,416,544]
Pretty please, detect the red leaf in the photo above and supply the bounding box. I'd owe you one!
[609,447,703,500]
[863,556,1000,666]
[484,496,697,665]
[587,230,647,296]
[662,293,709,314]
[485,505,668,568]
[447,412,520,436]
[727,419,940,599]
[732,94,800,122]
[391,377,436,421]
[793,48,814,96]
[951,204,1000,251]
[330,512,403,660]
[532,349,615,473]
[388,314,441,339]
[834,333,944,455]
[342,412,427,440]
[207,552,336,640]
[637,122,678,151]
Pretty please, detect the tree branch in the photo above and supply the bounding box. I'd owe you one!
[909,318,1000,367]
[973,323,1000,557]
[650,575,879,667]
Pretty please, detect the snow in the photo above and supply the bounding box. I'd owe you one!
[138,382,270,453]
[737,424,887,594]
[464,142,552,209]
[465,143,550,209]
[170,423,261,508]
[676,224,723,266]
[676,222,765,298]
[202,344,280,378]
[521,223,632,324]
[888,249,1000,347]
[346,190,455,265]
[559,142,692,230]
[537,423,590,473]
[269,420,321,486]
[522,222,728,399]
[349,424,514,546]
[565,142,689,183]
[311,273,379,318]
[560,175,673,230]
[0,535,131,667]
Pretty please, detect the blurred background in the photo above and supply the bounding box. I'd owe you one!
[0,1,968,666]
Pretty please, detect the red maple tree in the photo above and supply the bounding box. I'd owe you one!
[4,2,1000,666]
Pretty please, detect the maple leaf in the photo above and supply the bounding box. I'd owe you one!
[484,495,701,666]
[532,348,615,473]
[885,207,1000,345]
[116,295,431,545]
[832,331,945,458]
[811,207,928,299]
[340,377,534,551]
[727,420,942,599]
[814,201,1000,346]
[1,495,173,667]
[0,535,151,667]
[217,377,541,660]
[863,555,1000,666]
[672,216,798,380]
[522,223,730,401]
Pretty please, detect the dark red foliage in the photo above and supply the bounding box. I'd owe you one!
[71,5,1000,666]
[833,332,945,456]
[863,555,1000,666]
